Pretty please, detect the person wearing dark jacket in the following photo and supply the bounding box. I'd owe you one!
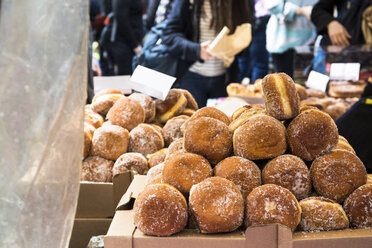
[162,0,251,107]
[145,0,174,31]
[104,0,144,75]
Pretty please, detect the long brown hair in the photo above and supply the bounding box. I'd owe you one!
[209,0,252,34]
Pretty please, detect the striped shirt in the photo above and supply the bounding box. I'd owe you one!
[189,0,226,77]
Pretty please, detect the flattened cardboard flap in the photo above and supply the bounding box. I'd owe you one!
[112,171,134,207]
[105,211,136,248]
[116,175,147,210]
[245,224,293,248]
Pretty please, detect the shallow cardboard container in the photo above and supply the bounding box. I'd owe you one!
[105,175,372,248]
[76,171,134,218]
[69,218,111,248]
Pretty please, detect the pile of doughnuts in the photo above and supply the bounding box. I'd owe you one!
[133,72,370,237]
[226,79,265,98]
[82,88,198,182]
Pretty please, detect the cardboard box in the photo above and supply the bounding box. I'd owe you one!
[105,175,372,248]
[69,218,111,248]
[76,171,134,218]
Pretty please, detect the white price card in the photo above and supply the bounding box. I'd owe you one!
[129,65,176,100]
[305,70,330,92]
[330,63,360,81]
[93,76,132,94]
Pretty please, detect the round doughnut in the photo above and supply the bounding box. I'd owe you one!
[226,83,247,96]
[187,107,231,126]
[306,88,326,98]
[128,124,164,156]
[184,117,232,164]
[178,89,198,110]
[287,109,339,161]
[324,103,346,121]
[299,197,349,231]
[84,122,96,136]
[162,115,188,146]
[162,152,212,195]
[85,108,104,129]
[113,152,148,176]
[92,88,123,102]
[310,149,367,202]
[262,73,300,120]
[81,156,114,182]
[181,108,196,117]
[231,104,265,121]
[134,183,188,236]
[91,93,124,116]
[214,156,261,199]
[166,138,185,159]
[253,79,264,97]
[146,162,164,185]
[262,155,311,200]
[295,84,308,100]
[334,135,355,154]
[147,148,167,168]
[129,93,156,123]
[245,184,301,232]
[344,184,372,227]
[300,97,325,110]
[233,114,287,160]
[83,130,92,158]
[155,89,187,123]
[229,105,267,132]
[91,125,129,161]
[101,120,113,127]
[149,123,164,137]
[189,177,244,233]
[107,97,145,131]
[299,105,320,113]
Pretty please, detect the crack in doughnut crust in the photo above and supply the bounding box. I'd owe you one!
[344,184,372,228]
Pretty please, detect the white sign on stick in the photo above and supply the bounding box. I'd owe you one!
[129,65,176,100]
[330,63,360,81]
[305,70,330,92]
[93,76,132,94]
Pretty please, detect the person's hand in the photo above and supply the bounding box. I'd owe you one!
[133,45,143,55]
[200,40,215,61]
[327,20,351,46]
[92,58,102,77]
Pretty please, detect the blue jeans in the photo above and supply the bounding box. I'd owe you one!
[180,71,227,108]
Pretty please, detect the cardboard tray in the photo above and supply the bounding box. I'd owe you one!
[105,175,372,248]
[75,171,135,218]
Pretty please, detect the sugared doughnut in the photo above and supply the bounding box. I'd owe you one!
[299,197,349,231]
[287,109,338,161]
[231,104,265,121]
[81,156,114,182]
[84,122,96,136]
[92,88,123,102]
[233,114,287,160]
[178,89,198,110]
[324,102,346,121]
[306,88,326,98]
[128,124,164,156]
[85,108,104,129]
[162,152,212,195]
[91,125,129,161]
[166,138,185,159]
[245,184,301,232]
[83,130,92,158]
[101,121,112,127]
[344,184,372,227]
[310,149,367,202]
[184,117,232,164]
[253,79,264,97]
[107,97,145,131]
[214,156,261,199]
[146,162,164,185]
[229,105,267,132]
[226,83,247,96]
[113,152,148,176]
[262,73,300,120]
[91,93,124,116]
[155,89,187,123]
[295,84,308,101]
[150,123,164,137]
[334,135,355,154]
[181,108,196,117]
[186,107,231,126]
[162,115,188,146]
[147,148,167,168]
[129,93,156,123]
[262,155,311,200]
[300,97,325,110]
[189,177,244,233]
[134,183,188,236]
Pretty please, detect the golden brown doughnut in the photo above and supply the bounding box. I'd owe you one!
[84,122,96,136]
[295,84,308,101]
[334,135,355,154]
[91,125,129,161]
[324,102,346,121]
[81,156,114,182]
[155,89,187,123]
[134,183,188,236]
[184,117,232,164]
[92,88,123,102]
[306,88,326,98]
[146,162,164,185]
[147,148,167,168]
[299,105,320,113]
[226,83,247,96]
[166,138,185,159]
[229,105,267,132]
[262,155,311,200]
[181,108,196,117]
[262,73,300,120]
[214,156,261,199]
[162,152,212,195]
[178,89,198,110]
[231,104,265,121]
[310,149,367,202]
[101,120,113,127]
[128,93,156,123]
[91,93,124,116]
[287,109,339,161]
[83,130,92,158]
[245,184,301,232]
[344,184,372,227]
[128,124,164,156]
[113,152,148,176]
[253,79,264,97]
[300,97,325,110]
[85,108,104,129]
[328,82,365,98]
[189,177,244,233]
[233,114,287,160]
[187,106,231,126]
[162,115,188,146]
[299,197,349,231]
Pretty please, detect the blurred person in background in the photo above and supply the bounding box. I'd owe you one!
[145,0,175,31]
[162,0,251,107]
[237,0,270,83]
